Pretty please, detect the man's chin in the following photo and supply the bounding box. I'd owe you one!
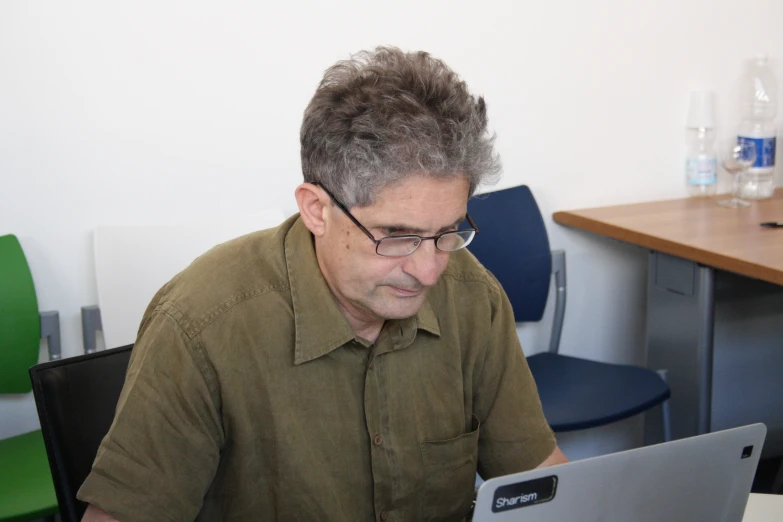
[373,291,428,320]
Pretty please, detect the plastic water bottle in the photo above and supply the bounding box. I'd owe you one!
[685,90,718,197]
[737,54,778,199]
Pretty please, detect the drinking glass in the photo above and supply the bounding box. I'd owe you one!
[717,140,756,208]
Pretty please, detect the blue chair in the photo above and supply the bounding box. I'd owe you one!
[467,186,671,438]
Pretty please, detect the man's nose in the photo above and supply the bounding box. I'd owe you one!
[402,240,446,287]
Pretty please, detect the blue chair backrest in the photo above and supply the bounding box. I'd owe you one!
[467,185,552,322]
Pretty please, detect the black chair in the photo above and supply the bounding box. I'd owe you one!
[29,345,133,522]
[468,186,672,437]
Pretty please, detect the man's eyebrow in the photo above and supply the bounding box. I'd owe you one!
[377,215,467,235]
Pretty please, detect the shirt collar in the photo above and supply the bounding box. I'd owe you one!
[284,216,440,365]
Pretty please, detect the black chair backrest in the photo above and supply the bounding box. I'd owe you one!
[468,185,552,322]
[29,345,133,522]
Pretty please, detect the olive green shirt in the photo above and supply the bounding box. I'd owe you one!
[78,215,555,522]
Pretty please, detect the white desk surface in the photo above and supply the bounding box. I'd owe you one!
[744,493,783,521]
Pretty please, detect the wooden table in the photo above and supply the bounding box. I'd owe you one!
[553,190,783,441]
[553,190,783,286]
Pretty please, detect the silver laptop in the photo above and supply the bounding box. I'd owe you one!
[473,424,766,522]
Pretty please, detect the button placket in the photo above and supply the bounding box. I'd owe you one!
[365,350,390,522]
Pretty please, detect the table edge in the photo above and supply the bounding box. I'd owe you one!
[552,211,783,286]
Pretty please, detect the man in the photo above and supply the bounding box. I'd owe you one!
[80,46,567,522]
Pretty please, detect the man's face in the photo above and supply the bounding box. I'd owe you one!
[315,175,470,328]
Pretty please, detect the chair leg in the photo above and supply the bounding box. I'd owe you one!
[657,369,672,443]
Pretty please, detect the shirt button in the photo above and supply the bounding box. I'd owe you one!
[380,511,388,521]
[373,434,384,445]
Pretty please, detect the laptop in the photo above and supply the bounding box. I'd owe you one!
[473,424,766,522]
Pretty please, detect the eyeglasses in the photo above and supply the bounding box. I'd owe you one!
[313,182,479,257]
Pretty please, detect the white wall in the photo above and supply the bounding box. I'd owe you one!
[2,1,782,456]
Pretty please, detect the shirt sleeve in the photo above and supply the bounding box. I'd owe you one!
[77,304,224,521]
[474,275,556,479]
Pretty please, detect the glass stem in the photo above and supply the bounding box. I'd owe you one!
[732,171,742,200]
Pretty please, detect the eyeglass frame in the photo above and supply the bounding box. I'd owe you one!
[312,182,480,257]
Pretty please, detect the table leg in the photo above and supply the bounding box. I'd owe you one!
[644,251,715,441]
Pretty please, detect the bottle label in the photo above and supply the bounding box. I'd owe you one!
[738,136,776,168]
[686,157,717,185]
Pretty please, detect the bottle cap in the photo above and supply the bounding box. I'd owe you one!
[686,90,715,129]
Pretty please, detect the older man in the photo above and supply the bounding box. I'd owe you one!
[80,47,566,522]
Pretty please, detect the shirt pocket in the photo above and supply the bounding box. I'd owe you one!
[419,415,479,522]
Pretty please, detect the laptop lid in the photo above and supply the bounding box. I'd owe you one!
[473,424,766,522]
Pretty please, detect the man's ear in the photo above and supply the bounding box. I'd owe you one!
[295,183,330,237]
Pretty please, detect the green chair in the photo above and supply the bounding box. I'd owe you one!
[0,234,61,522]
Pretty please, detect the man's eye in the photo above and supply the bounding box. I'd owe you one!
[382,228,403,236]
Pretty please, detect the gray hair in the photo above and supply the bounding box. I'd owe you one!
[300,46,501,208]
